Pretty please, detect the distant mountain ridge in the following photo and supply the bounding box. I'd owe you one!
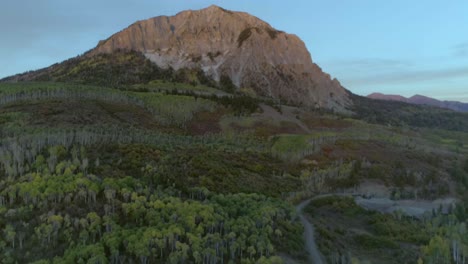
[368,92,468,112]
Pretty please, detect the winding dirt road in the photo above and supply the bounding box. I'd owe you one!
[296,199,326,264]
[290,193,456,263]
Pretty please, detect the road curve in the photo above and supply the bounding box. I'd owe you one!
[296,199,326,264]
[292,192,456,263]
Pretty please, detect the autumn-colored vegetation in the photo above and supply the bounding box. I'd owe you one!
[1,55,468,263]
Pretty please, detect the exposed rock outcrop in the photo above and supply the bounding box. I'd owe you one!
[89,5,350,111]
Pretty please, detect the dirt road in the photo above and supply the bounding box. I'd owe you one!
[296,199,326,264]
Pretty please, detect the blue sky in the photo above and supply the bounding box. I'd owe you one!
[1,0,468,101]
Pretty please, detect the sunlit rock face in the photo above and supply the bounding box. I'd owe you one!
[90,5,351,111]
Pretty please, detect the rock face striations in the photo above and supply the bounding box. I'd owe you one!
[88,5,350,111]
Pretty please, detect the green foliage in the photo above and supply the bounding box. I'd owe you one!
[370,214,430,244]
[212,94,259,115]
[0,112,29,129]
[94,144,300,196]
[36,50,172,86]
[421,236,451,264]
[0,82,218,129]
[0,149,302,263]
[309,196,367,216]
[306,196,432,263]
[219,74,236,93]
[353,234,398,249]
[271,133,337,162]
[137,79,224,95]
[5,50,219,90]
[135,92,216,127]
[0,124,268,178]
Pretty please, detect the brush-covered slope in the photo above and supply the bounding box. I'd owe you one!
[353,94,468,132]
[1,50,218,89]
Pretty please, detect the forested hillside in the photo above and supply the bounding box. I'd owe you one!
[351,94,468,132]
[1,52,467,263]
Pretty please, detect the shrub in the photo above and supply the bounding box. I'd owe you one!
[354,234,399,249]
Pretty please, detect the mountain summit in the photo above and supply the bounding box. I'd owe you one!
[88,5,350,111]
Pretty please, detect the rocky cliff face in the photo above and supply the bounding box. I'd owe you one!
[89,5,350,111]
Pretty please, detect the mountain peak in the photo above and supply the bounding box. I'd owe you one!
[52,7,354,111]
[367,93,408,102]
[205,4,224,11]
[409,94,430,100]
[187,5,228,14]
[207,4,221,8]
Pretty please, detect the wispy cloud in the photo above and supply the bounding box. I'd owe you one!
[452,42,468,57]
